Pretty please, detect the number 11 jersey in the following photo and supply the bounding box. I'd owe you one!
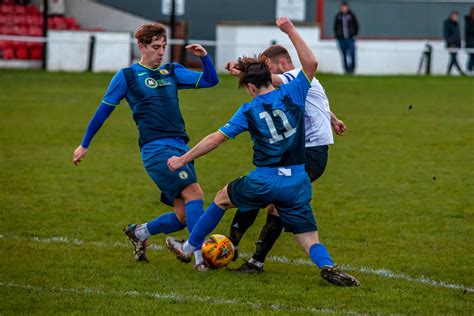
[219,71,311,167]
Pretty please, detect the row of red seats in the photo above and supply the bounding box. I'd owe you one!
[1,4,40,15]
[1,24,42,35]
[0,15,80,29]
[0,41,43,60]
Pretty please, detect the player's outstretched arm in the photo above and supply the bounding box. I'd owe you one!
[72,103,115,166]
[167,131,228,171]
[186,44,219,88]
[276,16,317,79]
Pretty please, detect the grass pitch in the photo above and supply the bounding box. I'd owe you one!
[0,69,473,315]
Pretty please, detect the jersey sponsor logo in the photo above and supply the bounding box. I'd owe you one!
[159,69,169,75]
[144,78,172,88]
[137,72,147,76]
[144,77,158,88]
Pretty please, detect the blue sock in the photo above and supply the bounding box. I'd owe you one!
[309,243,334,269]
[147,212,186,235]
[188,202,225,248]
[185,199,204,233]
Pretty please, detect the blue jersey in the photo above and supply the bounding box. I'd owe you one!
[102,62,206,147]
[219,71,311,167]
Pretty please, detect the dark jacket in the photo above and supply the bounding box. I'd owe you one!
[334,11,359,39]
[465,15,474,48]
[443,18,461,48]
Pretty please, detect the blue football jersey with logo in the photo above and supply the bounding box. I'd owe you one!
[219,71,311,167]
[101,62,203,147]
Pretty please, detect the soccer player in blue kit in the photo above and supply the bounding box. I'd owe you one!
[166,17,359,286]
[72,23,219,266]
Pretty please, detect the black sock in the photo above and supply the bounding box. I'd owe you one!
[229,209,259,246]
[252,213,283,263]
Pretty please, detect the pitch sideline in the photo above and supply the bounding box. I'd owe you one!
[0,281,362,315]
[0,234,472,293]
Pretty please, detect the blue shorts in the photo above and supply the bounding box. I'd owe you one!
[141,138,197,206]
[227,165,317,234]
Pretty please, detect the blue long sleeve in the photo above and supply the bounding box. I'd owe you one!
[81,102,115,148]
[197,55,219,88]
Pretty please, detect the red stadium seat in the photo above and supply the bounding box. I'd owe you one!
[29,44,43,60]
[13,15,27,26]
[26,14,42,26]
[28,25,43,36]
[2,15,14,25]
[1,4,14,14]
[1,25,15,35]
[1,43,15,59]
[25,4,40,15]
[13,25,28,35]
[15,44,28,59]
[15,5,26,15]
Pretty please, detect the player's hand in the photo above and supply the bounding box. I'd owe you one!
[225,61,241,76]
[167,155,185,172]
[186,44,207,57]
[276,16,295,34]
[331,118,346,136]
[73,145,88,166]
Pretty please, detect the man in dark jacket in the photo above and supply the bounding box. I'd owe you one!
[465,6,474,73]
[334,2,359,74]
[443,11,465,75]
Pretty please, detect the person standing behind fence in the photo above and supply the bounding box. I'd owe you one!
[334,2,359,74]
[465,6,474,74]
[443,11,465,75]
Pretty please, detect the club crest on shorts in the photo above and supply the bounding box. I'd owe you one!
[144,77,158,88]
[179,171,188,179]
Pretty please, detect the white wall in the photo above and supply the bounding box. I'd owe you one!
[47,31,131,72]
[216,24,469,75]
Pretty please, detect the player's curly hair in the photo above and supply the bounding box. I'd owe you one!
[236,55,272,89]
[135,23,167,44]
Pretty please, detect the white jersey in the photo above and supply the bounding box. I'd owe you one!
[277,67,334,147]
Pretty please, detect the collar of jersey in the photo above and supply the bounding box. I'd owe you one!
[138,62,162,71]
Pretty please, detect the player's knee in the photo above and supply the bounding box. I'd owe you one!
[181,183,204,201]
[214,186,233,210]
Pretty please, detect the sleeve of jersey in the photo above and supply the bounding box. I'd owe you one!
[80,71,127,148]
[218,107,248,139]
[174,56,218,89]
[279,70,311,108]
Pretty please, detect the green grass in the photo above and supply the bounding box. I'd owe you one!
[0,69,473,315]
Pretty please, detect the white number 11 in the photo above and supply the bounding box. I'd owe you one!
[259,109,296,144]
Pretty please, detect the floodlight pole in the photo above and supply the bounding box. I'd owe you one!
[42,0,48,70]
[169,0,176,62]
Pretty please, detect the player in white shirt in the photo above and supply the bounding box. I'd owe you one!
[225,44,346,273]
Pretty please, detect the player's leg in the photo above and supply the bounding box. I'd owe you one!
[123,198,187,262]
[228,208,259,260]
[180,182,206,266]
[166,184,233,263]
[236,146,329,273]
[124,141,197,262]
[294,231,360,287]
[235,204,283,273]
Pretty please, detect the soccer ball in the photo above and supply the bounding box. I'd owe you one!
[201,234,235,269]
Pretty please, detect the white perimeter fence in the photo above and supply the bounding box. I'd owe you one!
[0,25,472,75]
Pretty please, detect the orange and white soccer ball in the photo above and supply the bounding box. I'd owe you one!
[201,234,235,269]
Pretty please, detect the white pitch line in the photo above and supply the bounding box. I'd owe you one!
[1,234,472,293]
[0,282,362,315]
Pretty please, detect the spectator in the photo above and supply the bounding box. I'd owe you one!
[465,6,474,74]
[334,1,359,74]
[443,10,465,75]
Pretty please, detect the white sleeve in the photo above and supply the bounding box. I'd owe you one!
[277,73,290,84]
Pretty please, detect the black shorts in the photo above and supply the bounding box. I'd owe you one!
[305,145,328,182]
